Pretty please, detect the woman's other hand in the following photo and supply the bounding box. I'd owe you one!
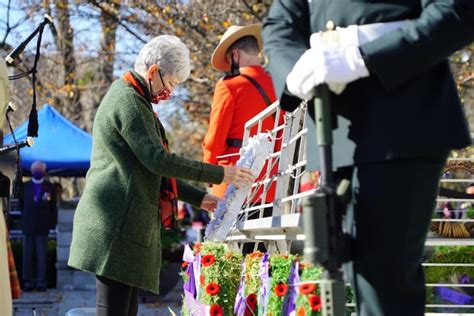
[222,166,254,188]
[200,194,221,212]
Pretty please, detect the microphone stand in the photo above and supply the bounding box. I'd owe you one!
[5,14,54,67]
[6,14,55,138]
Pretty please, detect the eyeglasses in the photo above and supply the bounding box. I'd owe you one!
[158,69,166,89]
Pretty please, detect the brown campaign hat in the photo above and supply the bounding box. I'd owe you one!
[211,23,262,72]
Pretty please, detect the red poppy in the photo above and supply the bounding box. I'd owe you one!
[309,294,322,311]
[200,275,205,286]
[299,282,316,295]
[181,261,189,268]
[201,254,216,267]
[206,282,220,296]
[246,293,257,306]
[297,307,305,316]
[274,283,289,297]
[249,252,263,258]
[209,304,223,316]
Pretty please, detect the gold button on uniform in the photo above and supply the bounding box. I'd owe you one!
[326,20,336,31]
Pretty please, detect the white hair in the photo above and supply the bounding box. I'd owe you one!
[31,161,46,172]
[134,35,191,83]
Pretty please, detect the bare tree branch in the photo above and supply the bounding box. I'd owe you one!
[87,0,147,44]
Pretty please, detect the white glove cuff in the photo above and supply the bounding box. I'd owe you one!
[345,46,370,78]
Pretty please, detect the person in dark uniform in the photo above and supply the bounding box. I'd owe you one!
[262,1,474,315]
[22,161,57,291]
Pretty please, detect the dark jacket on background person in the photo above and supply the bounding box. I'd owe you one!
[22,180,57,235]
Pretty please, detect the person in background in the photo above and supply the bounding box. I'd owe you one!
[68,35,253,316]
[263,0,474,314]
[22,161,57,292]
[203,24,281,207]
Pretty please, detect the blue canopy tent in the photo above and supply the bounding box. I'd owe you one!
[3,104,92,176]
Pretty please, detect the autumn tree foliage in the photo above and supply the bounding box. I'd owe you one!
[1,0,472,161]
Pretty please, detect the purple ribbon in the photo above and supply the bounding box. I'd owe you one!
[184,289,206,315]
[33,183,43,203]
[460,274,471,285]
[234,260,246,315]
[437,287,473,305]
[193,252,201,297]
[182,244,197,298]
[183,262,196,297]
[259,253,270,315]
[183,244,195,262]
[284,261,299,315]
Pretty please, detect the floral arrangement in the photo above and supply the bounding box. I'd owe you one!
[295,264,323,316]
[234,251,265,315]
[182,242,242,316]
[205,133,274,241]
[266,254,297,316]
[181,243,332,316]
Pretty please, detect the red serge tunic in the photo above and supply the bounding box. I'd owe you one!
[203,65,283,203]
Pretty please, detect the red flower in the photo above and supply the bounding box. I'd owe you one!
[299,283,316,295]
[181,261,189,268]
[274,283,289,297]
[297,307,305,316]
[209,304,223,316]
[309,294,322,311]
[206,282,220,296]
[200,275,205,285]
[249,252,263,258]
[246,293,257,306]
[244,308,255,316]
[201,254,216,267]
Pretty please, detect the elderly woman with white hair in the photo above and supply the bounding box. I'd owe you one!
[68,35,253,316]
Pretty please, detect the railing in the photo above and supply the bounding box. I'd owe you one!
[225,101,474,314]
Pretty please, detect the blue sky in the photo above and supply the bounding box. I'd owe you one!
[0,1,144,75]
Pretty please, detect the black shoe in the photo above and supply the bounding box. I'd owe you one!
[23,286,35,292]
[36,286,47,292]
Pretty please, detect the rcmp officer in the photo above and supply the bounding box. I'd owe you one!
[262,0,474,315]
[203,24,281,204]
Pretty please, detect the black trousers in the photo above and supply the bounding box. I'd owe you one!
[22,234,48,288]
[345,152,448,316]
[96,275,139,316]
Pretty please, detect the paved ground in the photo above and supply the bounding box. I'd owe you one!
[12,280,183,316]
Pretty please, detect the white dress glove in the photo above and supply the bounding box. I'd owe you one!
[286,25,369,99]
[286,44,369,99]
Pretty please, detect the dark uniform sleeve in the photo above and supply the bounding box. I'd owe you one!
[360,0,474,91]
[262,0,311,112]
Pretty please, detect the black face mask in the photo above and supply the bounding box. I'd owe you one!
[230,58,240,76]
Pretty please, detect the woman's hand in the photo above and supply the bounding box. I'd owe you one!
[222,166,254,188]
[200,194,221,212]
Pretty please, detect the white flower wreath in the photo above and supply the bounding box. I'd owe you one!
[205,133,274,241]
